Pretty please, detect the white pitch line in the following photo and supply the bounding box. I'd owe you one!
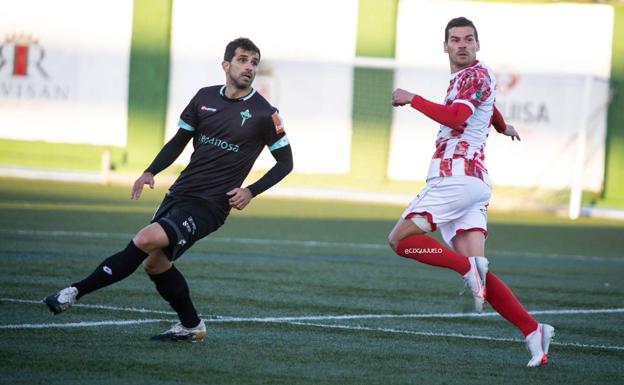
[217,236,387,250]
[527,308,624,316]
[206,307,624,323]
[2,298,179,316]
[0,228,130,239]
[3,298,624,322]
[2,228,621,261]
[286,321,624,352]
[4,298,624,351]
[0,228,384,249]
[0,319,172,329]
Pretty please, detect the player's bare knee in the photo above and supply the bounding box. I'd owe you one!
[143,256,169,275]
[142,259,157,274]
[132,232,150,252]
[132,232,153,253]
[388,234,399,252]
[143,261,161,275]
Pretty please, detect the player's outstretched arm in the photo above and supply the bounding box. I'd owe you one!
[393,88,472,131]
[144,128,193,176]
[130,128,193,200]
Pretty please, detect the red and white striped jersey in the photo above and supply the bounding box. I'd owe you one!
[427,61,496,185]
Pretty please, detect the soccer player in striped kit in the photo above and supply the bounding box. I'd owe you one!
[389,17,554,367]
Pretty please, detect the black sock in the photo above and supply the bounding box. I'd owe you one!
[73,241,147,299]
[149,265,200,328]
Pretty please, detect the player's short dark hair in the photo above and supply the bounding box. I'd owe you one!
[445,17,478,43]
[223,37,261,62]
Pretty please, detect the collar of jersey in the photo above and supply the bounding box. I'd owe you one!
[451,60,480,78]
[219,85,256,101]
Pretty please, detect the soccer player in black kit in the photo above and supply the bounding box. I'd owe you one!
[43,38,293,341]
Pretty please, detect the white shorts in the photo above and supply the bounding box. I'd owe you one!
[401,176,491,246]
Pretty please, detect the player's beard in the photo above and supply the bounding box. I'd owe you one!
[229,71,254,90]
[450,50,476,71]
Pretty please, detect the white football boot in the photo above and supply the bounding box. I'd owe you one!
[461,256,489,312]
[43,286,78,315]
[151,319,207,342]
[526,323,555,367]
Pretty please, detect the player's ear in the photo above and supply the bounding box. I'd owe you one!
[443,41,449,53]
[222,60,230,72]
[476,41,480,52]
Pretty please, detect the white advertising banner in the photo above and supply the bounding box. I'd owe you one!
[167,0,358,173]
[0,0,133,146]
[390,0,613,190]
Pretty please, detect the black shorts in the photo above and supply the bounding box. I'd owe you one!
[151,193,226,260]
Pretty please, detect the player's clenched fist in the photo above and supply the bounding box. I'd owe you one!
[392,88,416,107]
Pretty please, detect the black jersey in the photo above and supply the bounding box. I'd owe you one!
[168,85,289,209]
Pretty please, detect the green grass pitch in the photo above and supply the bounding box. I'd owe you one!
[0,177,623,384]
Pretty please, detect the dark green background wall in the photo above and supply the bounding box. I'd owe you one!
[603,4,624,205]
[350,0,398,183]
[126,0,172,170]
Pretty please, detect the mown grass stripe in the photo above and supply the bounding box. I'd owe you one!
[287,321,624,352]
[2,315,622,352]
[0,202,152,213]
[1,228,621,262]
